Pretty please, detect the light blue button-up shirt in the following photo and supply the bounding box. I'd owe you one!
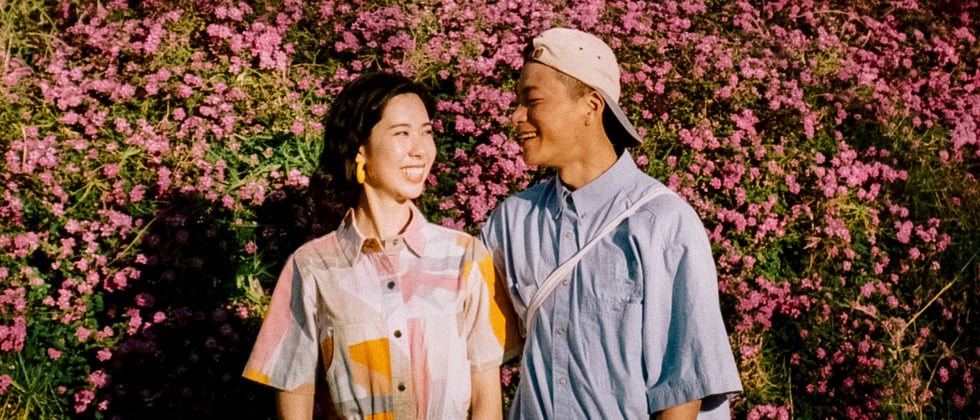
[481,152,742,419]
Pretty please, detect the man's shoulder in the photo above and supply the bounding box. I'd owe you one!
[492,179,554,216]
[636,184,699,218]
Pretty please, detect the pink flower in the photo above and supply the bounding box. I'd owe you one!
[48,348,62,360]
[290,121,305,135]
[97,348,112,361]
[95,326,115,340]
[908,247,921,259]
[0,375,10,394]
[129,184,145,202]
[859,282,875,298]
[74,390,95,413]
[0,317,27,351]
[76,326,92,343]
[88,370,108,388]
[895,220,914,243]
[135,293,155,307]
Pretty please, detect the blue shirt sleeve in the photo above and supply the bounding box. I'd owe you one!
[642,200,742,415]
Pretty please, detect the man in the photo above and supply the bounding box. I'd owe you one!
[481,28,742,419]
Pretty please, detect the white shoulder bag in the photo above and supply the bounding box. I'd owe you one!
[522,186,671,336]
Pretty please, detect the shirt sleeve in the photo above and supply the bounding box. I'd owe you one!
[644,203,743,414]
[243,255,321,394]
[478,214,524,362]
[461,236,522,370]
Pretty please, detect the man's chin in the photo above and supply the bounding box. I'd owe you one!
[520,153,538,166]
[519,145,535,160]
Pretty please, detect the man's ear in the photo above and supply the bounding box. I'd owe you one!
[585,90,606,126]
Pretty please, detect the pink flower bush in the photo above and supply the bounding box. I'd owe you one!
[0,0,977,418]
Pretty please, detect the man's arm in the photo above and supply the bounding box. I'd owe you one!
[470,365,503,420]
[276,386,315,420]
[653,399,701,420]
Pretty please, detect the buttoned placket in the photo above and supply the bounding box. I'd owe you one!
[369,237,414,415]
[552,189,578,415]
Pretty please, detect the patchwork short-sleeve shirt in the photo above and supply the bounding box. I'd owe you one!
[244,206,515,419]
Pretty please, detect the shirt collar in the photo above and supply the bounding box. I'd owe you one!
[555,151,643,219]
[336,204,427,264]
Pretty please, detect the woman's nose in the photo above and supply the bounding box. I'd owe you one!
[409,132,430,158]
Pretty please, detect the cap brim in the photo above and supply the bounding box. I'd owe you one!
[598,90,643,147]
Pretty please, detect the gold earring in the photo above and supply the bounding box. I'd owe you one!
[355,160,366,184]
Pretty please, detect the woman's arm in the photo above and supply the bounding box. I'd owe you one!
[276,387,315,420]
[470,365,503,420]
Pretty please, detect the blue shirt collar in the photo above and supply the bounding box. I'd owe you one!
[555,151,643,219]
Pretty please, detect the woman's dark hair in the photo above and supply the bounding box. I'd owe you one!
[310,72,436,229]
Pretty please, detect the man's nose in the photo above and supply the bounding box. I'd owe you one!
[510,105,527,125]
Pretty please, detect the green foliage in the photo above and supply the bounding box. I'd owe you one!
[0,0,977,418]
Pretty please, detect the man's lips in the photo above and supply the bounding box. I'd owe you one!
[516,131,537,143]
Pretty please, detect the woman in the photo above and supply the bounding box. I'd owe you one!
[243,72,512,419]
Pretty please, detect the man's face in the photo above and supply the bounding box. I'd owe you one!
[511,62,589,168]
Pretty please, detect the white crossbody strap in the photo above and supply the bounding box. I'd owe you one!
[523,186,671,335]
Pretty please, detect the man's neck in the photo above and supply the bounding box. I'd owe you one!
[556,145,620,190]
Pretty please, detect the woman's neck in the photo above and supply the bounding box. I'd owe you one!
[353,193,413,241]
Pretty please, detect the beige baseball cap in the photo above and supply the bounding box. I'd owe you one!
[528,27,643,147]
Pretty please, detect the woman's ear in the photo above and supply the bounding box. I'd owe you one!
[355,146,367,185]
[355,145,366,164]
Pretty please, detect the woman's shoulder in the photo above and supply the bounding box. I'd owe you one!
[290,230,344,261]
[420,220,478,244]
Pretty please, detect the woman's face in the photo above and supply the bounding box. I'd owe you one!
[358,93,436,205]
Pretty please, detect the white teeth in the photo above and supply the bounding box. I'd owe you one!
[402,167,424,179]
[517,132,537,142]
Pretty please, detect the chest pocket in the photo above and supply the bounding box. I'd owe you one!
[581,224,643,314]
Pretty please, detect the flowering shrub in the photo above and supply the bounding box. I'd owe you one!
[1,0,977,418]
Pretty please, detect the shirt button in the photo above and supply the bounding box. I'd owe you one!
[556,328,565,336]
[562,279,570,286]
[387,281,395,289]
[558,378,567,385]
[393,330,402,338]
[363,238,382,252]
[563,232,572,239]
[397,383,407,392]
